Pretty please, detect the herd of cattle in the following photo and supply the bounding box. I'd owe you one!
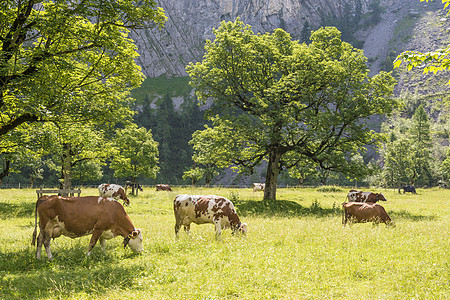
[31,183,416,260]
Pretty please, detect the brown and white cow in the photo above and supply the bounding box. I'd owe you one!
[173,194,247,239]
[98,183,130,206]
[342,202,395,227]
[31,195,143,260]
[253,183,265,193]
[156,184,172,191]
[347,190,387,203]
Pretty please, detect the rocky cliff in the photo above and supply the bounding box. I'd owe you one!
[132,0,373,77]
[133,0,447,91]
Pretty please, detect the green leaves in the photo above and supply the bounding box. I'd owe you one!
[110,124,159,180]
[0,0,166,136]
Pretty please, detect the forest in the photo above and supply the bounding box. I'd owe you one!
[0,0,449,194]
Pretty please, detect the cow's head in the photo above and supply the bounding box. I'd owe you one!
[378,193,387,201]
[123,229,143,253]
[233,223,248,235]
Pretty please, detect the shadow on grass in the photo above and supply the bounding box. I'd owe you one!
[0,201,35,219]
[390,210,437,222]
[234,199,341,218]
[0,244,150,299]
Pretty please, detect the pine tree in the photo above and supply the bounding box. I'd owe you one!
[410,104,433,185]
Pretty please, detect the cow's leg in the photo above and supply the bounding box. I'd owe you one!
[99,236,107,251]
[183,224,191,234]
[35,232,44,259]
[42,233,53,260]
[174,221,181,238]
[343,211,349,226]
[87,230,103,255]
[214,221,222,240]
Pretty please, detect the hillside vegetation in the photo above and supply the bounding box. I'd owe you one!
[0,187,448,299]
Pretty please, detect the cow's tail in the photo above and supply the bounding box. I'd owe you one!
[31,199,41,246]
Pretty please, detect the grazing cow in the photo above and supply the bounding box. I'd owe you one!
[125,181,143,192]
[253,183,265,193]
[347,190,387,203]
[342,202,395,227]
[402,185,417,194]
[98,183,130,206]
[173,194,247,239]
[156,184,172,191]
[31,195,143,260]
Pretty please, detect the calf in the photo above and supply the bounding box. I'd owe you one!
[32,195,143,260]
[402,185,417,194]
[342,202,395,227]
[98,183,130,206]
[173,194,247,239]
[253,183,265,193]
[347,190,387,203]
[156,184,172,191]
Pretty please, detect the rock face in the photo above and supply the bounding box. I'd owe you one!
[132,0,371,77]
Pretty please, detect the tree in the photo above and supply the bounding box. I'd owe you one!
[110,125,159,195]
[394,0,450,84]
[410,104,433,185]
[381,137,414,188]
[182,167,204,186]
[442,148,450,182]
[32,122,115,191]
[187,20,398,201]
[0,0,166,137]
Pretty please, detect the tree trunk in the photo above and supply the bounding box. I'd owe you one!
[263,149,282,201]
[61,143,72,196]
[0,160,10,187]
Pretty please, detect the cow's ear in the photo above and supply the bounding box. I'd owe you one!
[131,229,140,238]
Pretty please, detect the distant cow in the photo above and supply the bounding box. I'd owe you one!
[31,195,143,260]
[173,194,247,239]
[98,184,130,206]
[156,184,172,191]
[125,181,143,192]
[342,202,395,227]
[402,185,417,194]
[347,190,387,203]
[253,183,265,193]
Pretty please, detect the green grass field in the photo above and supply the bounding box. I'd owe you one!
[0,187,448,299]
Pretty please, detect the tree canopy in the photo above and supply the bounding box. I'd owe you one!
[187,20,398,200]
[110,125,159,191]
[0,0,166,137]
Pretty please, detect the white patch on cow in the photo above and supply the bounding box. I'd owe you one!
[127,230,144,253]
[98,197,103,203]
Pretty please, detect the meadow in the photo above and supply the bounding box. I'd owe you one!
[0,186,448,299]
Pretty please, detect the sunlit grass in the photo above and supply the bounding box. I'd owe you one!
[0,187,448,299]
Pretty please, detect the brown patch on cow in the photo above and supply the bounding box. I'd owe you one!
[194,198,210,218]
[174,200,182,211]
